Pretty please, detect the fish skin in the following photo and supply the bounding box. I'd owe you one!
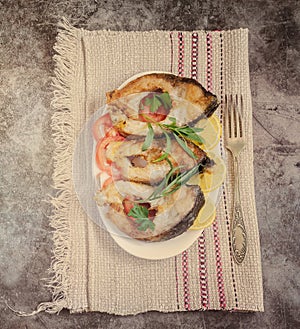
[106,73,219,118]
[106,73,219,137]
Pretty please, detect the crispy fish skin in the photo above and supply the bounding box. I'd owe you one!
[106,73,219,118]
[105,137,213,185]
[95,181,205,242]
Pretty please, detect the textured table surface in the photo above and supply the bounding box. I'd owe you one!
[1,1,299,328]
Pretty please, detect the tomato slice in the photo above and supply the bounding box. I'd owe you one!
[138,93,171,122]
[138,111,167,122]
[102,176,113,189]
[92,113,113,141]
[95,135,125,174]
[123,198,135,215]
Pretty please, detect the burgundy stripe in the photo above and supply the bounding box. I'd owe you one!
[206,32,227,309]
[198,233,209,309]
[178,32,184,76]
[206,33,213,91]
[192,32,210,309]
[218,32,239,308]
[177,31,191,311]
[191,32,198,79]
[213,220,227,308]
[182,250,190,310]
[170,32,174,73]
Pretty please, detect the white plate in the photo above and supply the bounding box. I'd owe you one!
[73,73,223,260]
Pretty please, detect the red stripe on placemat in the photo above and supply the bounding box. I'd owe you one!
[206,32,227,309]
[218,32,239,308]
[177,31,191,311]
[191,32,198,79]
[178,32,184,76]
[182,250,190,310]
[213,220,227,308]
[170,32,174,73]
[198,233,209,309]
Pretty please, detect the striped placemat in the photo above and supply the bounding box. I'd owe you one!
[39,19,263,315]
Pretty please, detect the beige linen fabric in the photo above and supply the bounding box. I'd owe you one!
[47,19,263,315]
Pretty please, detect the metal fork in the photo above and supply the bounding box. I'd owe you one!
[224,94,247,265]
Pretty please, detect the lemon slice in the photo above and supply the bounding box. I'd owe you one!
[195,114,221,150]
[190,198,216,230]
[199,152,226,193]
[187,152,226,193]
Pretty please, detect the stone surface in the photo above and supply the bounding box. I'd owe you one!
[0,0,299,328]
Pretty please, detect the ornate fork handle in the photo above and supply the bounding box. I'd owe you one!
[231,155,247,264]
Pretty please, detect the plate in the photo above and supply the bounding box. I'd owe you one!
[73,74,225,260]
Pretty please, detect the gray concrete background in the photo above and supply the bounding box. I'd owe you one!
[0,0,299,328]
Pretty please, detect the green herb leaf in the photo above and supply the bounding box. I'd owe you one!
[128,204,155,231]
[164,131,172,153]
[147,165,183,201]
[144,92,172,113]
[173,133,197,159]
[152,152,169,163]
[142,123,154,151]
[135,218,155,231]
[165,157,173,170]
[144,95,161,113]
[152,132,172,163]
[191,127,204,132]
[185,132,204,144]
[128,204,149,219]
[158,92,172,109]
[147,163,204,201]
[161,122,204,145]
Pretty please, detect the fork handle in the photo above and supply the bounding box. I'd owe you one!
[231,156,247,264]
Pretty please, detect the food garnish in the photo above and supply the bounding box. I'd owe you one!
[94,76,220,240]
[127,205,155,231]
[138,92,172,122]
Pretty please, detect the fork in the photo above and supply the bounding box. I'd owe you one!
[224,94,247,265]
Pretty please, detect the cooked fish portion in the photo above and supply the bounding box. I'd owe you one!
[106,73,219,119]
[95,180,205,242]
[105,137,213,185]
[107,102,162,137]
[107,95,213,137]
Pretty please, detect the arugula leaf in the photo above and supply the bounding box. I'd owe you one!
[142,123,154,151]
[173,133,197,159]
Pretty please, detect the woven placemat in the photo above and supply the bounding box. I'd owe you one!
[42,19,263,315]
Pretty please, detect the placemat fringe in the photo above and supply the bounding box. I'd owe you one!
[46,17,79,315]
